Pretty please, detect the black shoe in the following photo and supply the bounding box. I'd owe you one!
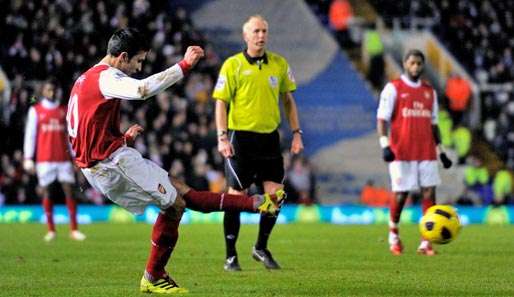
[252,247,281,269]
[224,256,242,272]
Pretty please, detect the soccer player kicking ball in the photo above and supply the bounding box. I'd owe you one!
[23,79,86,242]
[66,28,285,294]
[376,49,452,256]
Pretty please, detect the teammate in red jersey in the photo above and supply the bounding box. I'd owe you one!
[66,28,284,294]
[376,49,452,256]
[23,79,86,242]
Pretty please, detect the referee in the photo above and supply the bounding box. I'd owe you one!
[213,15,304,271]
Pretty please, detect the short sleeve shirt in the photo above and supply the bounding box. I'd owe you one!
[213,51,296,133]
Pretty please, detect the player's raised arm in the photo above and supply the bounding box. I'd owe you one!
[99,46,204,101]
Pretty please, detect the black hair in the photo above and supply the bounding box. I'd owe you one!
[107,28,150,58]
[403,49,425,63]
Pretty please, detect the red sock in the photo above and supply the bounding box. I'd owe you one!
[65,197,78,231]
[389,194,407,224]
[42,197,55,232]
[421,198,435,215]
[183,190,254,213]
[145,212,181,279]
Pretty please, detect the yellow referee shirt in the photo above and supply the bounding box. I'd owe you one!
[212,50,297,133]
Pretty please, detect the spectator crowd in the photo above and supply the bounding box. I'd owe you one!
[368,0,514,206]
[0,0,316,206]
[307,0,513,206]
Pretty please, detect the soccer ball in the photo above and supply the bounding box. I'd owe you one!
[419,205,461,244]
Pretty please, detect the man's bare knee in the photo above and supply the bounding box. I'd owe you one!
[169,177,191,196]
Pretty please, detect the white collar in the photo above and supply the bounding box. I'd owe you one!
[401,74,421,88]
[41,98,59,109]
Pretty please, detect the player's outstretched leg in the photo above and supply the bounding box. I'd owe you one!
[141,201,188,294]
[255,189,286,215]
[389,192,407,255]
[173,177,285,215]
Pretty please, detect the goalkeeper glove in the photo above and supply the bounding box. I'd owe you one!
[439,152,452,169]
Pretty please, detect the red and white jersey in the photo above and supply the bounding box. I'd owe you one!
[24,98,71,163]
[377,75,439,161]
[67,62,185,168]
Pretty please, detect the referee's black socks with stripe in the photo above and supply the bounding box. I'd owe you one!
[255,213,278,250]
[224,210,279,258]
[224,211,241,258]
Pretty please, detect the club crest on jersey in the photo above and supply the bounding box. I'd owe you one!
[158,184,167,194]
[424,91,430,99]
[269,76,278,88]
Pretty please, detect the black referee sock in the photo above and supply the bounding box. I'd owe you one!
[255,213,278,250]
[223,211,241,259]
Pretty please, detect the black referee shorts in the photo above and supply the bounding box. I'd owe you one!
[225,130,284,191]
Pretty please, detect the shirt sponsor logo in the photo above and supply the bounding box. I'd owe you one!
[42,119,65,132]
[215,75,226,91]
[269,76,278,88]
[401,101,431,118]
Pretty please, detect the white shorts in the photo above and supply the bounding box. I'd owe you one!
[81,146,177,215]
[388,160,441,192]
[36,162,76,187]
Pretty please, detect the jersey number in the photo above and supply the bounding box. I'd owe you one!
[66,94,79,138]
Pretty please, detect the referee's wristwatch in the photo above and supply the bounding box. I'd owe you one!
[218,130,228,141]
[292,129,303,135]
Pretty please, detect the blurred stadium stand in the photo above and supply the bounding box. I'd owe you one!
[189,0,384,204]
[1,0,513,207]
[304,0,514,205]
[0,0,227,205]
[0,0,322,206]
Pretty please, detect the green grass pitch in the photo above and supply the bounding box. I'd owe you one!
[1,223,513,296]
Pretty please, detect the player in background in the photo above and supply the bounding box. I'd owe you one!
[213,15,303,271]
[376,49,452,256]
[67,28,284,294]
[23,79,86,242]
